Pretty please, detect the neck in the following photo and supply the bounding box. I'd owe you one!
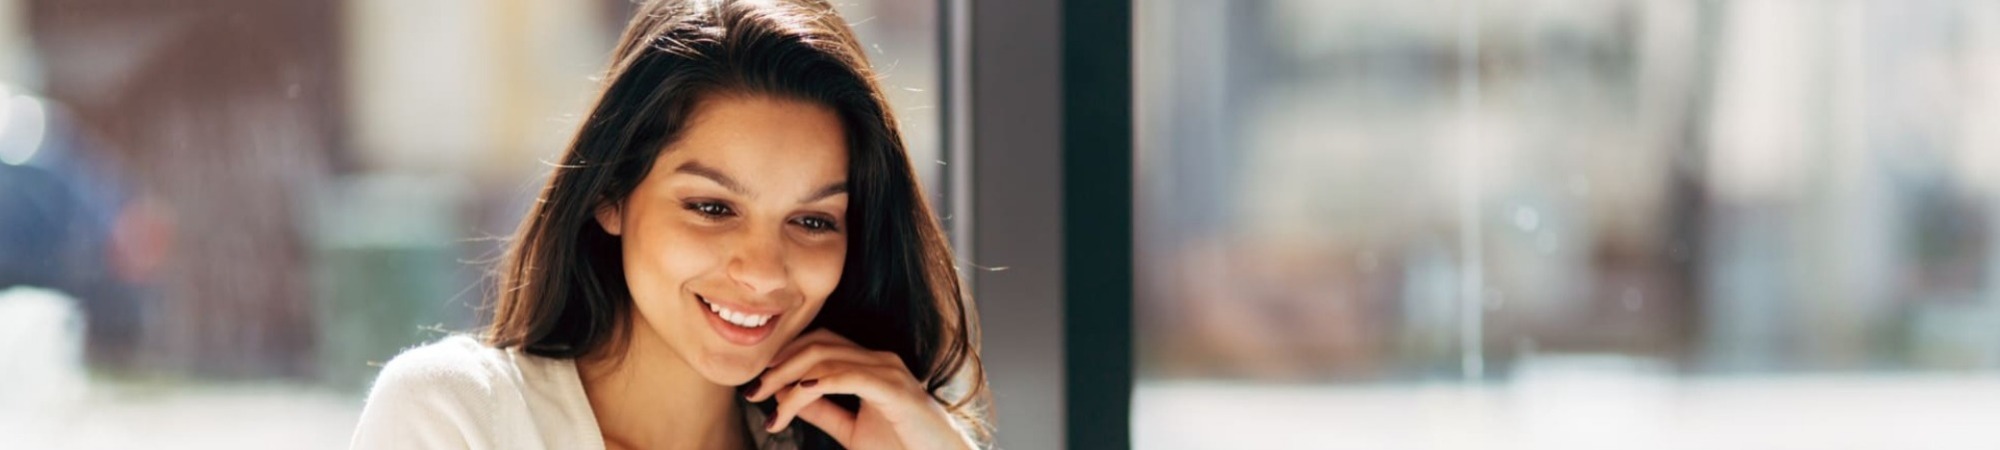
[578,320,746,450]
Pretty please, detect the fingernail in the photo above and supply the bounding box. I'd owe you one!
[742,379,762,398]
[764,413,778,431]
[799,378,818,388]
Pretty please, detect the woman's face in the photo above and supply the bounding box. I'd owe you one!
[594,94,849,385]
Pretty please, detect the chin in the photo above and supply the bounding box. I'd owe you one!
[692,344,772,385]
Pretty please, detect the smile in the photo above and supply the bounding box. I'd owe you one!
[704,297,773,327]
[697,294,784,346]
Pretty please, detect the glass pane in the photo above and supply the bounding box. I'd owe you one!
[1135,0,2000,448]
[0,0,939,447]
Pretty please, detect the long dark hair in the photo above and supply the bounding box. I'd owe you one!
[481,0,988,446]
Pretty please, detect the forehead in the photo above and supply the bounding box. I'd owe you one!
[654,94,849,187]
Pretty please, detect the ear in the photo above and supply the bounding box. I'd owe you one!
[593,201,624,236]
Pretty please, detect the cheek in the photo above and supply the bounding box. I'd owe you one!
[791,242,846,307]
[621,219,722,306]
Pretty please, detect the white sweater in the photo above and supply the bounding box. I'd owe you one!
[348,335,784,449]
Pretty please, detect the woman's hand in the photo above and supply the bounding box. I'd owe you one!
[745,329,974,450]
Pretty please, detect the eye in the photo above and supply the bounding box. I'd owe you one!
[683,200,735,219]
[793,215,840,234]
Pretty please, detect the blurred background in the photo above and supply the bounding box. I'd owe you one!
[1134,0,2000,448]
[4,0,2000,449]
[0,0,937,447]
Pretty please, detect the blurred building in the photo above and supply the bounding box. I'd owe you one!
[1137,0,2000,380]
[12,0,941,385]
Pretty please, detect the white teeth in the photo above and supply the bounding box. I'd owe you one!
[702,298,772,328]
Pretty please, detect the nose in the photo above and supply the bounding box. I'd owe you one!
[726,227,789,296]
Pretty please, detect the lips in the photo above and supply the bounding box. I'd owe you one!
[704,297,774,327]
[697,294,784,346]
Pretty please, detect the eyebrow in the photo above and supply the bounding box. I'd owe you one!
[673,160,848,203]
[674,161,747,196]
[802,181,848,203]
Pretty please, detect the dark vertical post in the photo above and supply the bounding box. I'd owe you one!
[968,0,1132,446]
[1062,0,1133,448]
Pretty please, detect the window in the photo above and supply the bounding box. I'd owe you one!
[1135,1,2000,448]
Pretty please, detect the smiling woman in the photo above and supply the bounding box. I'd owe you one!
[593,97,853,361]
[347,1,988,449]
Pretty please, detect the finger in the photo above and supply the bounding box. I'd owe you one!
[750,342,894,401]
[750,342,899,401]
[739,330,847,396]
[768,365,927,435]
[792,397,857,443]
[768,365,911,434]
[766,364,844,433]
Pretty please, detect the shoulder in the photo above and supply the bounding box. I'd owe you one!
[350,335,524,449]
[371,335,517,397]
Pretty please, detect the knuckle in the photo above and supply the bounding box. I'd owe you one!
[794,344,834,362]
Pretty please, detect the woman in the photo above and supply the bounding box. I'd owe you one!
[349,0,988,448]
